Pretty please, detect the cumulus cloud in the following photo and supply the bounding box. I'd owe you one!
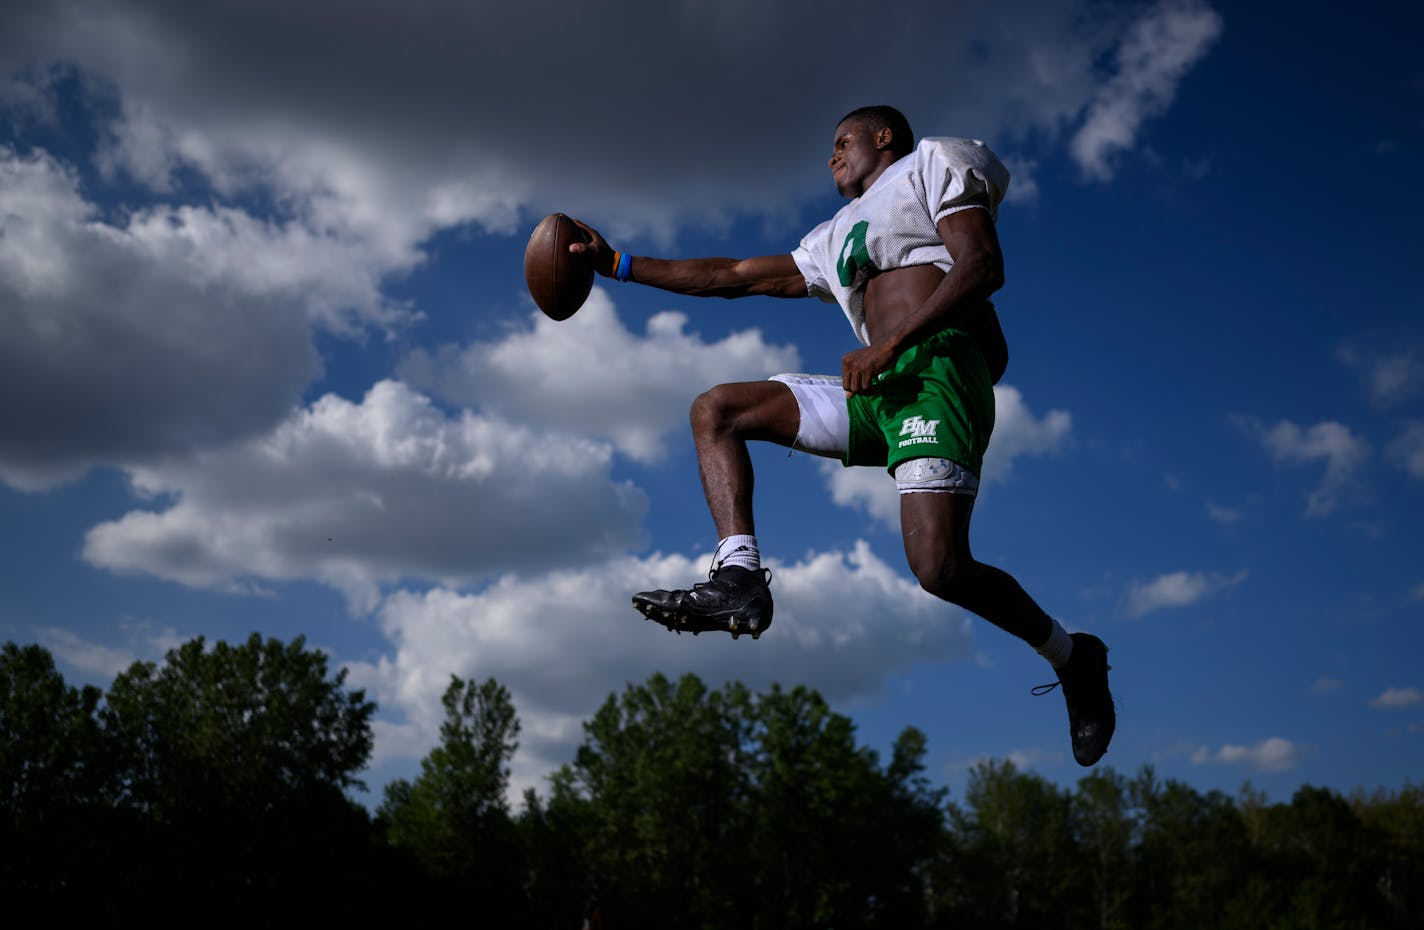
[0,0,1219,487]
[400,291,800,462]
[822,383,1072,528]
[1070,0,1224,180]
[1371,687,1423,710]
[1191,737,1310,773]
[0,147,404,488]
[998,154,1041,205]
[1310,677,1343,695]
[1123,569,1247,618]
[1242,418,1371,516]
[1,0,1219,243]
[82,380,648,610]
[343,542,974,791]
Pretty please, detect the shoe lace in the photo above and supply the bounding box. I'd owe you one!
[703,544,772,586]
[1031,658,1112,697]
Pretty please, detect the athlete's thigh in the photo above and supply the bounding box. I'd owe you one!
[899,488,974,574]
[705,379,802,447]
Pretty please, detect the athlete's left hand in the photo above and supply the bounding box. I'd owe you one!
[842,343,897,395]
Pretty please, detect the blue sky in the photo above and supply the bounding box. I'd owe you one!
[2,0,1421,805]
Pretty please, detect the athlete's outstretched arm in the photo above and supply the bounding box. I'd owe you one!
[567,218,807,300]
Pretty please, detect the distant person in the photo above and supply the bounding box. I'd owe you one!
[570,106,1114,765]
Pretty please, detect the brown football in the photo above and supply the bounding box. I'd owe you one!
[523,213,595,321]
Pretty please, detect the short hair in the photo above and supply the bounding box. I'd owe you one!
[838,105,915,157]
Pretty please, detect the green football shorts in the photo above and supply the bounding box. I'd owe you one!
[845,327,996,477]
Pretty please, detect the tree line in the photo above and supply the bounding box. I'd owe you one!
[3,635,1421,928]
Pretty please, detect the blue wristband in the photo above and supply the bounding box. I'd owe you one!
[615,252,632,282]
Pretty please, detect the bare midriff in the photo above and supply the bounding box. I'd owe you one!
[863,264,944,346]
[864,263,998,355]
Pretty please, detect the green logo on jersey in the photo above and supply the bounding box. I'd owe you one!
[836,221,872,287]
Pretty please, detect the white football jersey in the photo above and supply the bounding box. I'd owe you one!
[791,137,1010,345]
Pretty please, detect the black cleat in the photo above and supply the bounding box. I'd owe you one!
[633,564,773,639]
[1033,632,1116,766]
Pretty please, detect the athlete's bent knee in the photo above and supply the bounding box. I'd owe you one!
[910,557,977,606]
[690,385,734,436]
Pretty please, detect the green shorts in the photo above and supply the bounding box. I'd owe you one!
[845,328,996,477]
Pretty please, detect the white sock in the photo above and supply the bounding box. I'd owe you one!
[1035,619,1074,670]
[717,534,761,571]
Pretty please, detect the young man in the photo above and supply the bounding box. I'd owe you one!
[570,106,1115,765]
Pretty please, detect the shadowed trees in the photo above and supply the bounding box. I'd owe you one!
[380,675,527,921]
[2,634,378,924]
[543,673,946,930]
[3,637,1421,929]
[0,643,108,907]
[101,633,378,917]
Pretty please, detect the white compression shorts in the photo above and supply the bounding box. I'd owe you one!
[769,373,979,497]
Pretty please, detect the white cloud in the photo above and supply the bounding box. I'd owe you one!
[1388,421,1424,480]
[1123,569,1247,618]
[1005,746,1066,769]
[1206,502,1242,524]
[1310,677,1343,695]
[0,146,411,490]
[400,291,800,462]
[81,380,648,610]
[998,154,1040,204]
[1245,418,1371,516]
[343,541,974,793]
[36,628,142,679]
[1,0,1219,243]
[1338,337,1423,406]
[35,621,183,679]
[1371,687,1423,710]
[1070,0,1224,180]
[821,465,900,529]
[1191,737,1310,773]
[0,0,1219,486]
[822,383,1072,528]
[985,385,1075,476]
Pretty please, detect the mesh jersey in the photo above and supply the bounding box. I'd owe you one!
[790,137,1010,346]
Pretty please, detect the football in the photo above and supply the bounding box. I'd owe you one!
[523,213,595,321]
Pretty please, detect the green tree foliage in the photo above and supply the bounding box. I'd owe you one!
[556,673,752,928]
[4,639,1421,928]
[1128,769,1256,930]
[544,673,946,930]
[102,634,378,921]
[102,633,374,817]
[744,685,944,928]
[1247,785,1390,930]
[1,642,106,820]
[933,759,1083,928]
[380,675,526,917]
[1075,767,1134,930]
[1353,783,1424,925]
[0,642,109,902]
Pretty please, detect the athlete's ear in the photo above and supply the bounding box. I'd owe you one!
[874,126,894,151]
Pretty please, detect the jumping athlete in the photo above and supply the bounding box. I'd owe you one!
[569,106,1115,765]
